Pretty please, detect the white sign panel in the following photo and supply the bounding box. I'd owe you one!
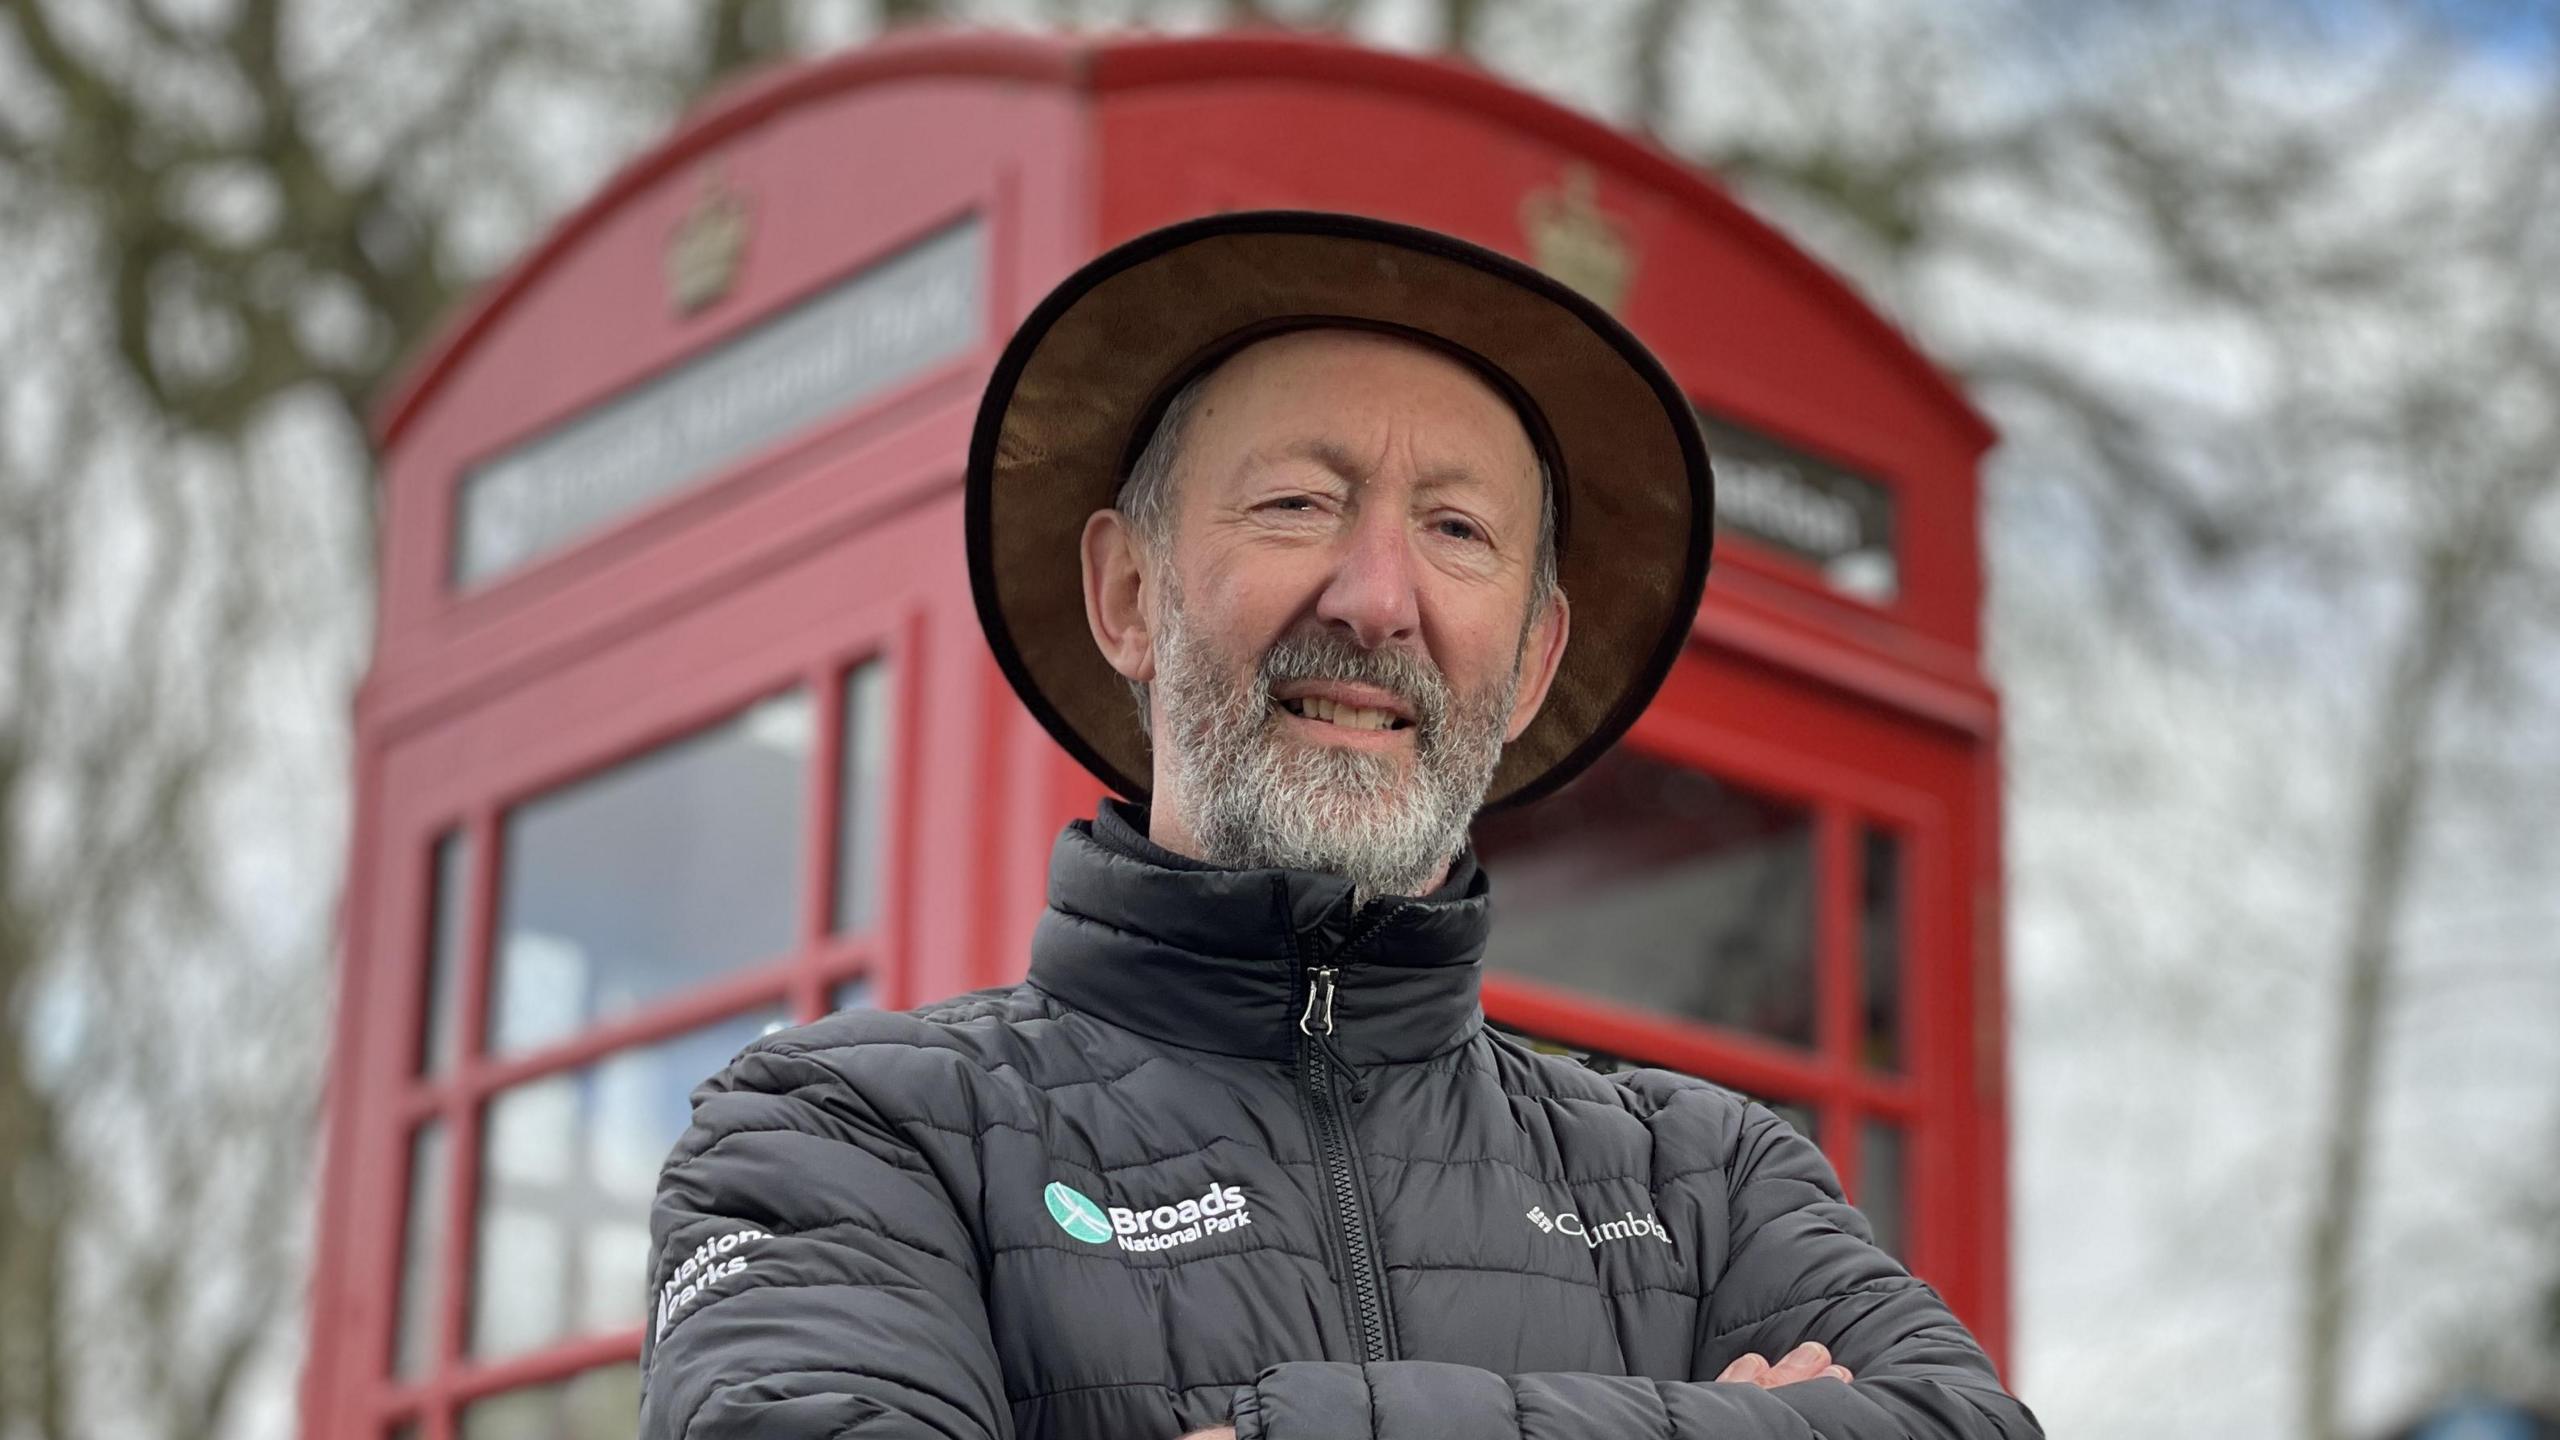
[455,215,986,587]
[1697,411,1900,603]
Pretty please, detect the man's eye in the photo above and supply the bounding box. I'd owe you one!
[1433,518,1485,542]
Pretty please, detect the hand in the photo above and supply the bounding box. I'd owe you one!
[1716,1340,1853,1387]
[1179,1429,1239,1439]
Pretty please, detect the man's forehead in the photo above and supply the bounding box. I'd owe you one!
[1260,435,1524,497]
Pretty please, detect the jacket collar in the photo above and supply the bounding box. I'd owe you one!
[1026,800,1491,1064]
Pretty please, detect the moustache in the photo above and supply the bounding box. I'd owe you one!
[1253,627,1449,733]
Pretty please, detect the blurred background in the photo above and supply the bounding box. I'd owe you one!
[1,1,2555,1438]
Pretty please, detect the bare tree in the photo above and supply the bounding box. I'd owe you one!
[0,2,802,1435]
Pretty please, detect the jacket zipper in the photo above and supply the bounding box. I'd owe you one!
[1299,959,1395,1363]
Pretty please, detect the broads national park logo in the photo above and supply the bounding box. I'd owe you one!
[1045,1179,1254,1254]
[656,1226,770,1339]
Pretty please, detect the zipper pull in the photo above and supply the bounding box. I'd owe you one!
[1300,967,1369,1105]
[1299,966,1338,1036]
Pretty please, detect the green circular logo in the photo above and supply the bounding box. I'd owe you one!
[1043,1182,1112,1244]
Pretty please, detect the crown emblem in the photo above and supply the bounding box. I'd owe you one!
[667,166,751,315]
[1521,165,1634,312]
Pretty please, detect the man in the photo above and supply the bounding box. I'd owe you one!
[638,212,2039,1439]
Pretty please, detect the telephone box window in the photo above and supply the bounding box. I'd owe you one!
[418,831,469,1076]
[1771,1101,1820,1148]
[468,1009,781,1359]
[832,974,877,1013]
[487,692,810,1056]
[1862,827,1904,1073]
[390,1120,448,1379]
[458,1362,639,1440]
[1860,1121,1908,1261]
[833,659,892,934]
[1475,748,1818,1046]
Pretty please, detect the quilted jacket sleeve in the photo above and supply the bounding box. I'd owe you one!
[1230,1104,2038,1440]
[637,1042,1011,1440]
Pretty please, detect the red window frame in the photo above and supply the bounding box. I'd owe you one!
[365,611,922,1440]
[1479,699,1954,1282]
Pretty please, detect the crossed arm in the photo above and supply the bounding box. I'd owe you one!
[1179,1341,1859,1440]
[1185,1101,2041,1440]
[640,1050,2041,1439]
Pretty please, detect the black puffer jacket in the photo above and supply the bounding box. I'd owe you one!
[638,803,2039,1439]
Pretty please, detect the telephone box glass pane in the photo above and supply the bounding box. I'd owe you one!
[832,973,877,1014]
[469,1009,781,1359]
[459,1363,640,1440]
[1474,749,1818,1046]
[419,831,469,1075]
[1860,1120,1908,1261]
[1769,1101,1821,1149]
[1862,827,1904,1073]
[391,1120,447,1378]
[833,659,891,934]
[488,692,809,1056]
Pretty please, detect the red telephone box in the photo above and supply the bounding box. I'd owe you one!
[303,30,2007,1440]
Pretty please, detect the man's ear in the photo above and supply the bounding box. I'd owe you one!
[1502,590,1570,744]
[1081,509,1157,684]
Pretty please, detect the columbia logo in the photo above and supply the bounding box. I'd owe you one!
[1526,1203,1674,1251]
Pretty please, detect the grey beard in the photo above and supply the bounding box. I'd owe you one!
[1150,586,1520,902]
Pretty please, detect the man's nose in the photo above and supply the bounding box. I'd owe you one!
[1313,503,1422,650]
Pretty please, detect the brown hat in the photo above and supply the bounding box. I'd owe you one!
[965,211,1713,811]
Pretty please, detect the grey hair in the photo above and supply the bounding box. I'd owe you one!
[1113,368,1563,738]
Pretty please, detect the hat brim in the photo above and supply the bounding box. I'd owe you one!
[965,210,1713,811]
